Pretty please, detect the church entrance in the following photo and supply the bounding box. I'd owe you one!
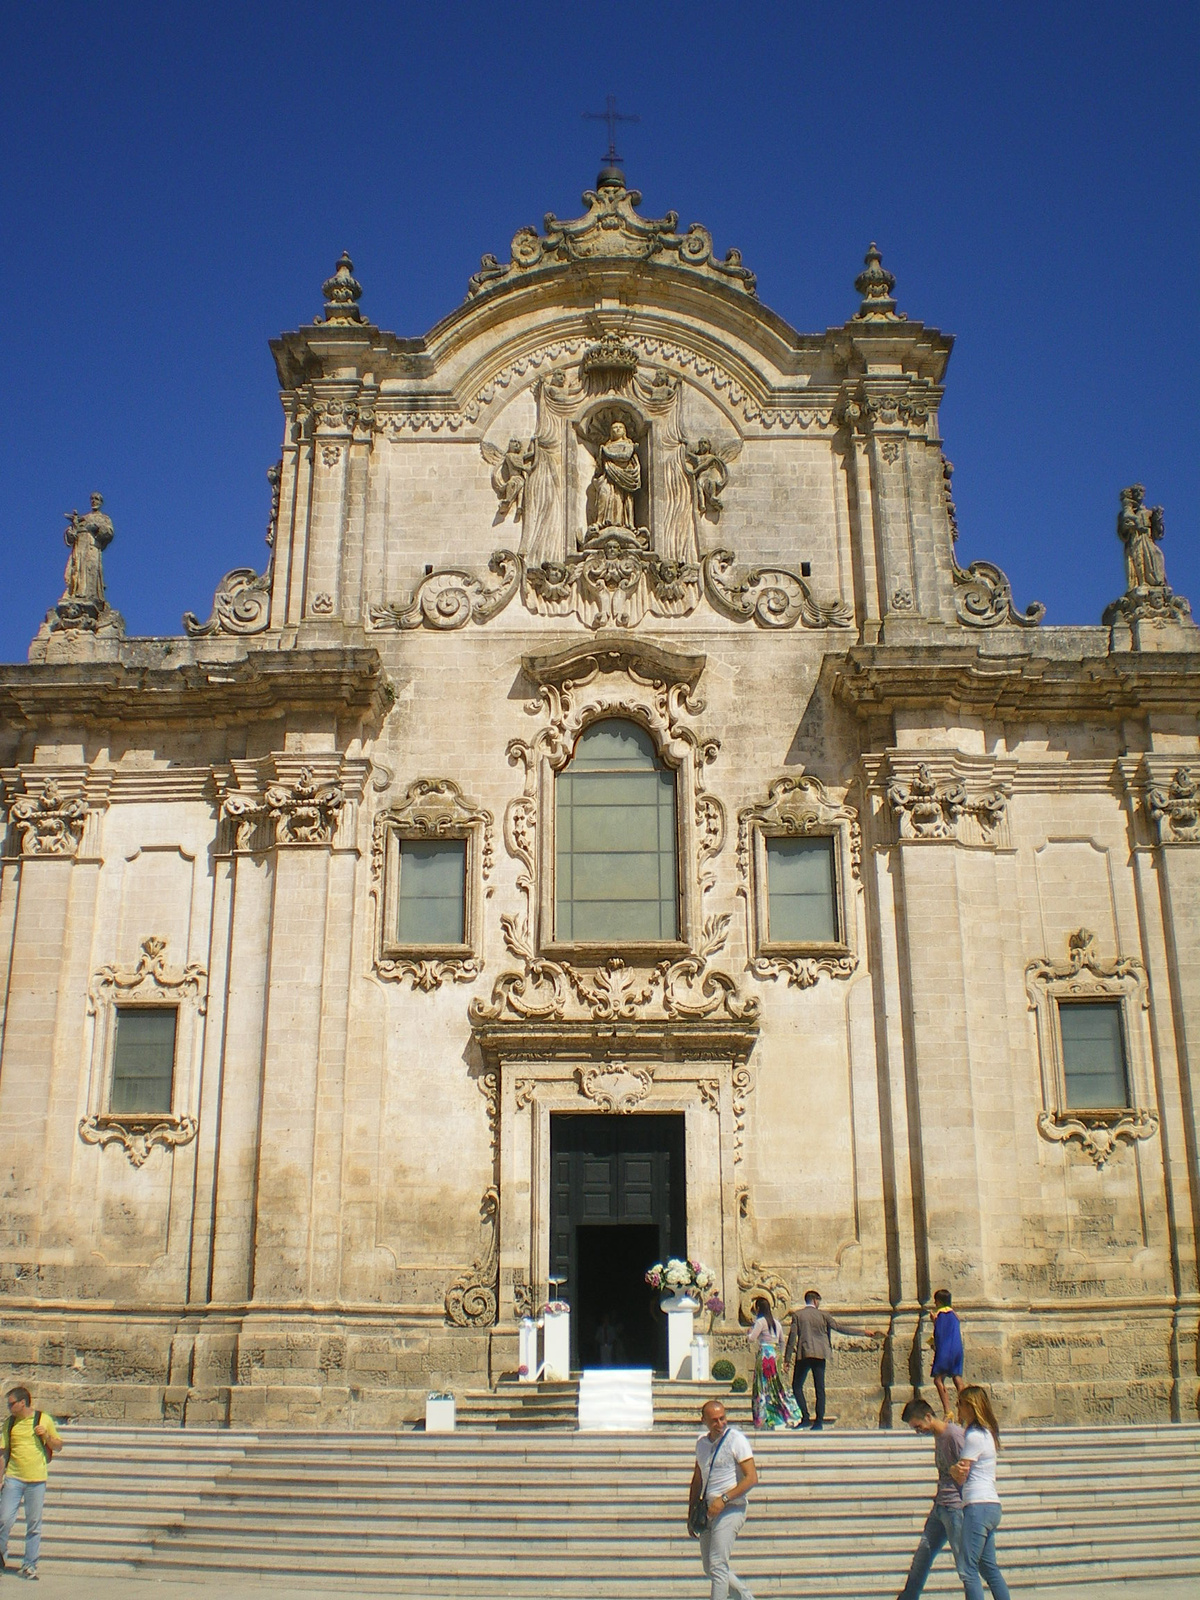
[549,1112,686,1373]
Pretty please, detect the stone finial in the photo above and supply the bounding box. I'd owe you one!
[853,242,903,321]
[322,251,364,324]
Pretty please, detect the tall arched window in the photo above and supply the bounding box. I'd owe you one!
[555,719,678,943]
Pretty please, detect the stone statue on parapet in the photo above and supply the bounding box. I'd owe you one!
[1103,483,1192,632]
[35,491,125,642]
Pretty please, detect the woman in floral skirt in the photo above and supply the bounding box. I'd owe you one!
[746,1296,805,1429]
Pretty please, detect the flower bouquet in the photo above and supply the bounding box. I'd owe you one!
[645,1257,717,1302]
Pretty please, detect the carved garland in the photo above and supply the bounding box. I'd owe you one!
[1025,929,1158,1169]
[1146,767,1200,843]
[738,775,861,990]
[887,763,1009,842]
[370,779,494,992]
[8,780,89,857]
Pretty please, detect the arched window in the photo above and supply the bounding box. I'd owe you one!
[555,719,678,943]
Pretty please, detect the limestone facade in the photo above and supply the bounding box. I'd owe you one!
[2,171,1198,1429]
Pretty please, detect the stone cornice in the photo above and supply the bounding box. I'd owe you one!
[472,1017,759,1066]
[823,643,1200,720]
[522,636,707,693]
[0,647,389,730]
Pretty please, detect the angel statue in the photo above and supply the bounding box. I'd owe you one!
[683,437,739,521]
[577,419,642,533]
[62,492,114,609]
[1117,483,1167,591]
[480,437,535,524]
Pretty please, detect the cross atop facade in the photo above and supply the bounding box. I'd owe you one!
[583,94,639,166]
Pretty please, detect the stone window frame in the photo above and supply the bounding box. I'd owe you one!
[538,707,696,963]
[737,776,860,988]
[1025,928,1158,1169]
[371,779,494,991]
[79,936,205,1166]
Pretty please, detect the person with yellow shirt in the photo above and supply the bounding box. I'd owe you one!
[0,1387,62,1581]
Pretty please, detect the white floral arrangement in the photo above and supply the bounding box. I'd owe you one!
[645,1257,716,1299]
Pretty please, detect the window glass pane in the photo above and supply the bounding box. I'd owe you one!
[556,720,678,942]
[766,836,838,943]
[397,838,466,944]
[1059,1001,1129,1109]
[112,1008,176,1115]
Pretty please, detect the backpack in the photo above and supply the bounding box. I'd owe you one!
[1,1411,50,1467]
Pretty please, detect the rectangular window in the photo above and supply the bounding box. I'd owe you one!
[765,836,838,944]
[397,837,467,945]
[111,1008,176,1115]
[1058,1000,1130,1109]
[556,767,677,942]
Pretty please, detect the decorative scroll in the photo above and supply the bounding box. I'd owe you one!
[265,767,344,845]
[702,550,853,630]
[88,936,207,1016]
[9,780,89,857]
[575,1063,654,1113]
[749,953,857,990]
[444,1186,500,1327]
[888,763,1008,841]
[370,543,850,634]
[183,566,272,637]
[78,1113,198,1169]
[1147,768,1200,842]
[736,1188,792,1323]
[952,559,1045,629]
[1035,1109,1158,1171]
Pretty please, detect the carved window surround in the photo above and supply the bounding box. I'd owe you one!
[471,639,756,1027]
[737,773,861,989]
[80,936,206,1167]
[370,778,494,991]
[1025,929,1158,1169]
[473,1023,757,1328]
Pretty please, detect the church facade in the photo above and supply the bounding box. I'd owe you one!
[2,167,1198,1429]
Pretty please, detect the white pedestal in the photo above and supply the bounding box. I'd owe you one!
[518,1317,538,1382]
[578,1368,654,1431]
[542,1307,571,1381]
[425,1394,456,1433]
[663,1296,699,1379]
[690,1335,711,1383]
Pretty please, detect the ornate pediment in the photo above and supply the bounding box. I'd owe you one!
[466,171,756,299]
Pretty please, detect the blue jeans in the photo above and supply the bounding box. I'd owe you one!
[898,1503,964,1600]
[0,1476,47,1571]
[961,1501,1010,1600]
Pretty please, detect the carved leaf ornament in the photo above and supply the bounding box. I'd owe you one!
[444,1186,500,1327]
[9,780,89,857]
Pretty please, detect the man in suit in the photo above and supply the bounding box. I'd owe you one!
[784,1290,879,1429]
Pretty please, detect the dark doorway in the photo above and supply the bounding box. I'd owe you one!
[550,1113,686,1373]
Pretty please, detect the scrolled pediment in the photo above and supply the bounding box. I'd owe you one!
[522,635,706,694]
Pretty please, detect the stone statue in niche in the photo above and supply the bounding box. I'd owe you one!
[578,419,642,535]
[1117,483,1166,590]
[481,437,535,524]
[683,437,739,522]
[62,493,114,612]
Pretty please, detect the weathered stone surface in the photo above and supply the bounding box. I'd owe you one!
[1,170,1197,1429]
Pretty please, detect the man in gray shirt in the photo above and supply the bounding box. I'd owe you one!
[896,1396,967,1599]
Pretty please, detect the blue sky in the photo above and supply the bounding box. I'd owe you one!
[1,2,1196,661]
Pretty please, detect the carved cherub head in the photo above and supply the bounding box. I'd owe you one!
[1122,484,1145,509]
[696,437,713,455]
[507,437,523,453]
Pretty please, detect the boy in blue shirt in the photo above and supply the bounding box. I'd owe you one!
[930,1288,965,1416]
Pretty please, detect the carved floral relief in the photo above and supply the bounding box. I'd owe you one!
[8,780,89,857]
[887,763,1008,843]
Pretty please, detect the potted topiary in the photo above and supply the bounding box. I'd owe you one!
[711,1358,736,1383]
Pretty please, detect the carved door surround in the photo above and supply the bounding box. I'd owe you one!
[473,1015,758,1328]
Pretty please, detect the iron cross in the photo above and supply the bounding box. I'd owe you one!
[583,95,639,165]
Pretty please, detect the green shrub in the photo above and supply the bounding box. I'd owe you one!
[711,1358,736,1381]
[730,1376,748,1393]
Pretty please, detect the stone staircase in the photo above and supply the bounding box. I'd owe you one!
[453,1377,755,1429]
[24,1422,1200,1596]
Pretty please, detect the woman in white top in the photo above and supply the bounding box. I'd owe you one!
[746,1296,804,1429]
[950,1384,1011,1600]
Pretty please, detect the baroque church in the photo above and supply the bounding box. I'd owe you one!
[2,163,1199,1430]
